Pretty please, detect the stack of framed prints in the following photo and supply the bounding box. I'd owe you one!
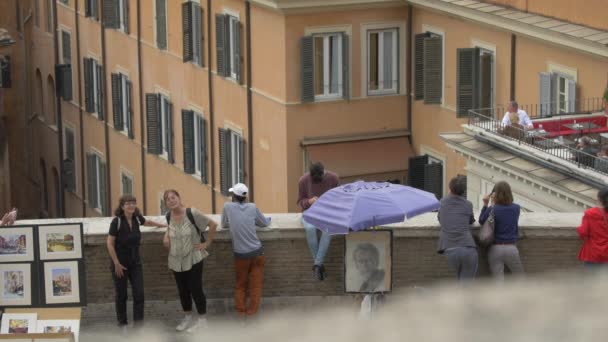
[0,224,85,341]
[0,223,86,308]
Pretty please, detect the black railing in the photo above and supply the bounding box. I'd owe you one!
[474,97,605,120]
[467,109,608,176]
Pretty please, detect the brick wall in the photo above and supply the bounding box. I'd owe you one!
[79,213,583,304]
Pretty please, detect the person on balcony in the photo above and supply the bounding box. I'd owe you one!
[573,136,598,167]
[297,162,340,281]
[501,101,533,129]
[594,145,608,173]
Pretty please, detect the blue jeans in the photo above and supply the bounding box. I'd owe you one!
[302,218,332,266]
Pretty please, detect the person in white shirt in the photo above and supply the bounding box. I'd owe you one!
[502,101,533,129]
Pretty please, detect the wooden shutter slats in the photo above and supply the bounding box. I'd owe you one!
[342,33,349,100]
[111,73,123,130]
[423,35,442,104]
[126,80,133,139]
[182,110,195,174]
[300,36,314,103]
[233,19,242,83]
[407,155,428,190]
[215,14,228,77]
[84,58,94,112]
[146,93,161,154]
[456,47,479,118]
[414,32,430,100]
[424,163,443,200]
[96,64,104,120]
[156,0,167,49]
[182,1,194,62]
[103,0,119,29]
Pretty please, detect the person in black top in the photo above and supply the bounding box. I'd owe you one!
[107,194,166,329]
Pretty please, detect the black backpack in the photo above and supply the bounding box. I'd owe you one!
[165,208,206,242]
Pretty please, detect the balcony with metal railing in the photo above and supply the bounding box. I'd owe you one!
[467,100,608,179]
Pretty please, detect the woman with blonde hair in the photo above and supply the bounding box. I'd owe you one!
[162,189,217,333]
[107,194,166,329]
[478,181,524,281]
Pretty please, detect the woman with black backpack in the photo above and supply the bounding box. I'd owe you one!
[162,189,218,333]
[107,194,167,331]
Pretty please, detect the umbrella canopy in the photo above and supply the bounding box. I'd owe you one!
[302,181,440,234]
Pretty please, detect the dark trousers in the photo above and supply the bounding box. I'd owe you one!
[112,261,144,325]
[173,261,206,315]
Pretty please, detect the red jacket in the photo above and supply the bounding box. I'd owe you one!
[577,207,608,262]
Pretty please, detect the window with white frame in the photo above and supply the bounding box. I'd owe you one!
[84,57,104,117]
[219,128,244,194]
[194,114,205,176]
[556,74,573,114]
[111,72,132,136]
[160,95,171,158]
[230,131,241,186]
[367,28,398,95]
[313,33,343,98]
[228,15,239,79]
[87,151,107,213]
[118,0,128,32]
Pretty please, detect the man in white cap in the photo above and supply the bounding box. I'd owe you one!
[221,183,270,317]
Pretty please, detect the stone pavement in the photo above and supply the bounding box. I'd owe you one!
[80,296,353,341]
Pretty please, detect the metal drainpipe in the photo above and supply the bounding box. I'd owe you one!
[245,1,254,202]
[52,0,66,217]
[207,0,217,214]
[406,4,413,145]
[75,0,86,217]
[100,0,112,215]
[136,0,147,213]
[510,34,516,101]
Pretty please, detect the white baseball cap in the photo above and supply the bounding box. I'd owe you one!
[229,183,248,197]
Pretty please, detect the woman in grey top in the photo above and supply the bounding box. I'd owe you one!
[437,176,477,283]
[162,189,217,333]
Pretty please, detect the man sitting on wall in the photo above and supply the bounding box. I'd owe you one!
[501,101,533,129]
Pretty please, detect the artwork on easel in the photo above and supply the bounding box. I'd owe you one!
[0,227,35,262]
[38,225,82,261]
[344,230,393,294]
[43,261,81,305]
[0,263,32,306]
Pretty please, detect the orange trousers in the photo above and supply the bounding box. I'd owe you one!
[234,255,266,316]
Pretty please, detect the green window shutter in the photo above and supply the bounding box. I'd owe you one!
[0,57,11,88]
[182,1,193,62]
[61,31,71,64]
[123,0,130,34]
[342,32,349,100]
[99,160,107,215]
[538,72,552,117]
[155,0,167,50]
[96,64,104,120]
[407,155,428,190]
[424,163,443,200]
[55,64,73,101]
[300,36,314,103]
[86,153,97,209]
[146,93,161,154]
[103,0,119,29]
[64,130,76,192]
[567,79,576,113]
[414,33,430,100]
[233,19,242,83]
[456,47,479,118]
[201,118,208,184]
[85,0,92,17]
[167,101,175,164]
[111,73,123,130]
[84,58,94,112]
[182,110,195,174]
[126,80,134,139]
[218,128,231,195]
[215,14,227,77]
[423,35,442,104]
[238,136,245,183]
[194,4,203,66]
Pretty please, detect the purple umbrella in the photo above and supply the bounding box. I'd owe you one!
[302,181,440,235]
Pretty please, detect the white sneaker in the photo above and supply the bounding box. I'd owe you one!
[176,315,193,332]
[186,317,208,333]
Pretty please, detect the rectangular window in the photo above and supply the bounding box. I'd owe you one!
[60,30,72,65]
[155,0,167,50]
[313,33,343,99]
[182,1,203,65]
[87,152,105,212]
[478,48,494,111]
[219,128,244,194]
[367,29,398,95]
[194,114,205,176]
[121,75,129,133]
[230,131,241,186]
[111,73,132,136]
[85,0,99,20]
[161,95,171,158]
[92,60,100,114]
[121,171,133,195]
[45,0,53,33]
[118,0,128,33]
[228,15,239,79]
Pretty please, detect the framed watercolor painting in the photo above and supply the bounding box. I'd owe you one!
[36,319,80,342]
[0,263,32,306]
[0,312,38,334]
[0,227,35,263]
[43,261,81,305]
[38,224,82,260]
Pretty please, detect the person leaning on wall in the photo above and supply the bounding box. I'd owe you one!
[106,195,167,331]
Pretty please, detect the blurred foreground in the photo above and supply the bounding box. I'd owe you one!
[82,270,605,341]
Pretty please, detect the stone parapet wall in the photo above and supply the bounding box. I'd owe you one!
[17,212,584,304]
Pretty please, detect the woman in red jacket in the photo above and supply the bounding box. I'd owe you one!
[577,188,608,266]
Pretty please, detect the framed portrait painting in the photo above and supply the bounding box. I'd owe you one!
[43,261,81,305]
[0,313,38,334]
[38,224,83,260]
[0,227,35,263]
[0,263,33,306]
[344,230,393,294]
